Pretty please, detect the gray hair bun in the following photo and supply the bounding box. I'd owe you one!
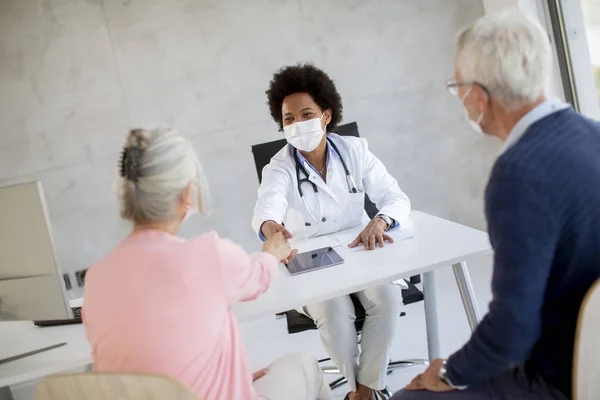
[119,129,150,182]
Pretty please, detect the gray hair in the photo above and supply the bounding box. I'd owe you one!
[117,127,207,223]
[455,11,552,109]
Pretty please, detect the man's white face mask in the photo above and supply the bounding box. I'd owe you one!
[461,87,484,136]
[283,113,326,152]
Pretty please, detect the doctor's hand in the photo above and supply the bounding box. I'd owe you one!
[261,220,293,240]
[262,232,297,263]
[349,218,394,250]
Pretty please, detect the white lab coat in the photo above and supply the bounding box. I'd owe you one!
[252,133,411,239]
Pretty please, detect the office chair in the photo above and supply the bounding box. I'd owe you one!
[36,373,199,400]
[251,122,427,391]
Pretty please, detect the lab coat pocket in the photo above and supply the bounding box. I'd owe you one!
[340,192,366,231]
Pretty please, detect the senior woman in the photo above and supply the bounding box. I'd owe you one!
[83,127,332,400]
[252,64,411,400]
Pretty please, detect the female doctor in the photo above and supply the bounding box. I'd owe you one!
[252,64,411,400]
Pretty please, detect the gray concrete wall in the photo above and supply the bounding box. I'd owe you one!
[0,0,496,276]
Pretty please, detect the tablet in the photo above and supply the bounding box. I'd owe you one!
[286,246,344,276]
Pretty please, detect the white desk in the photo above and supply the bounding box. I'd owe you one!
[235,211,491,360]
[0,211,491,399]
[0,323,89,399]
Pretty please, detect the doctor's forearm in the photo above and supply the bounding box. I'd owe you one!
[368,184,411,223]
[377,202,410,226]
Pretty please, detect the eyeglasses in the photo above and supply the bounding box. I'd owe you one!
[445,79,491,98]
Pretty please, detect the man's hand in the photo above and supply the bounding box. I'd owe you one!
[261,221,296,262]
[252,368,269,382]
[349,217,393,250]
[405,358,454,392]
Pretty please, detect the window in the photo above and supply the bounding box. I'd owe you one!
[546,0,600,119]
[581,0,600,105]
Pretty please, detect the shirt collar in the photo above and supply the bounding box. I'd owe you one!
[501,99,570,153]
[295,139,336,173]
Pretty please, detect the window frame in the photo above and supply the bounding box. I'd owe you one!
[545,0,600,119]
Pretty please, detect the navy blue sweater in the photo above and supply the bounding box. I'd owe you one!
[446,108,600,396]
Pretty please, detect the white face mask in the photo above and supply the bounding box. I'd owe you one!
[464,108,484,135]
[284,113,326,152]
[461,88,484,136]
[182,205,196,223]
[182,184,200,223]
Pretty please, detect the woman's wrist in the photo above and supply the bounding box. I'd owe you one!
[261,242,275,255]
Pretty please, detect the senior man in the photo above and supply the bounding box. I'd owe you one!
[392,11,600,400]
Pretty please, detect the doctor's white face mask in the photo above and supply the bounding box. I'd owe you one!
[284,113,326,152]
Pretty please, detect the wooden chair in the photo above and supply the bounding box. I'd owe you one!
[573,279,600,400]
[36,373,199,400]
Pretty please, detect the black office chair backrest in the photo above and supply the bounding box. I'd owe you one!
[250,122,379,218]
[251,122,360,184]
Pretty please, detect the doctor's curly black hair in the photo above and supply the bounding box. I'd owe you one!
[266,63,343,132]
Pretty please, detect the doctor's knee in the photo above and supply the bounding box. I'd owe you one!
[306,296,356,328]
[362,284,402,316]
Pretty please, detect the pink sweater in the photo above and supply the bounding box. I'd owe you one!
[83,230,277,400]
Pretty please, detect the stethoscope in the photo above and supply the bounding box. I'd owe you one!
[294,137,359,226]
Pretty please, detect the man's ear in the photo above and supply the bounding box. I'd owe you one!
[476,87,489,113]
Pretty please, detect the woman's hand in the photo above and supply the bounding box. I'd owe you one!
[262,232,297,263]
[252,368,269,382]
[349,217,393,250]
[261,221,297,262]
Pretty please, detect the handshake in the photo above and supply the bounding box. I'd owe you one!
[260,221,298,263]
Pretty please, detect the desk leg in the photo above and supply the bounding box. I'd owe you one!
[0,387,14,400]
[422,271,440,361]
[452,261,481,332]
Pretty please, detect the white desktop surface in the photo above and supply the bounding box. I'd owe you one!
[0,211,491,390]
[0,322,90,389]
[234,211,491,322]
